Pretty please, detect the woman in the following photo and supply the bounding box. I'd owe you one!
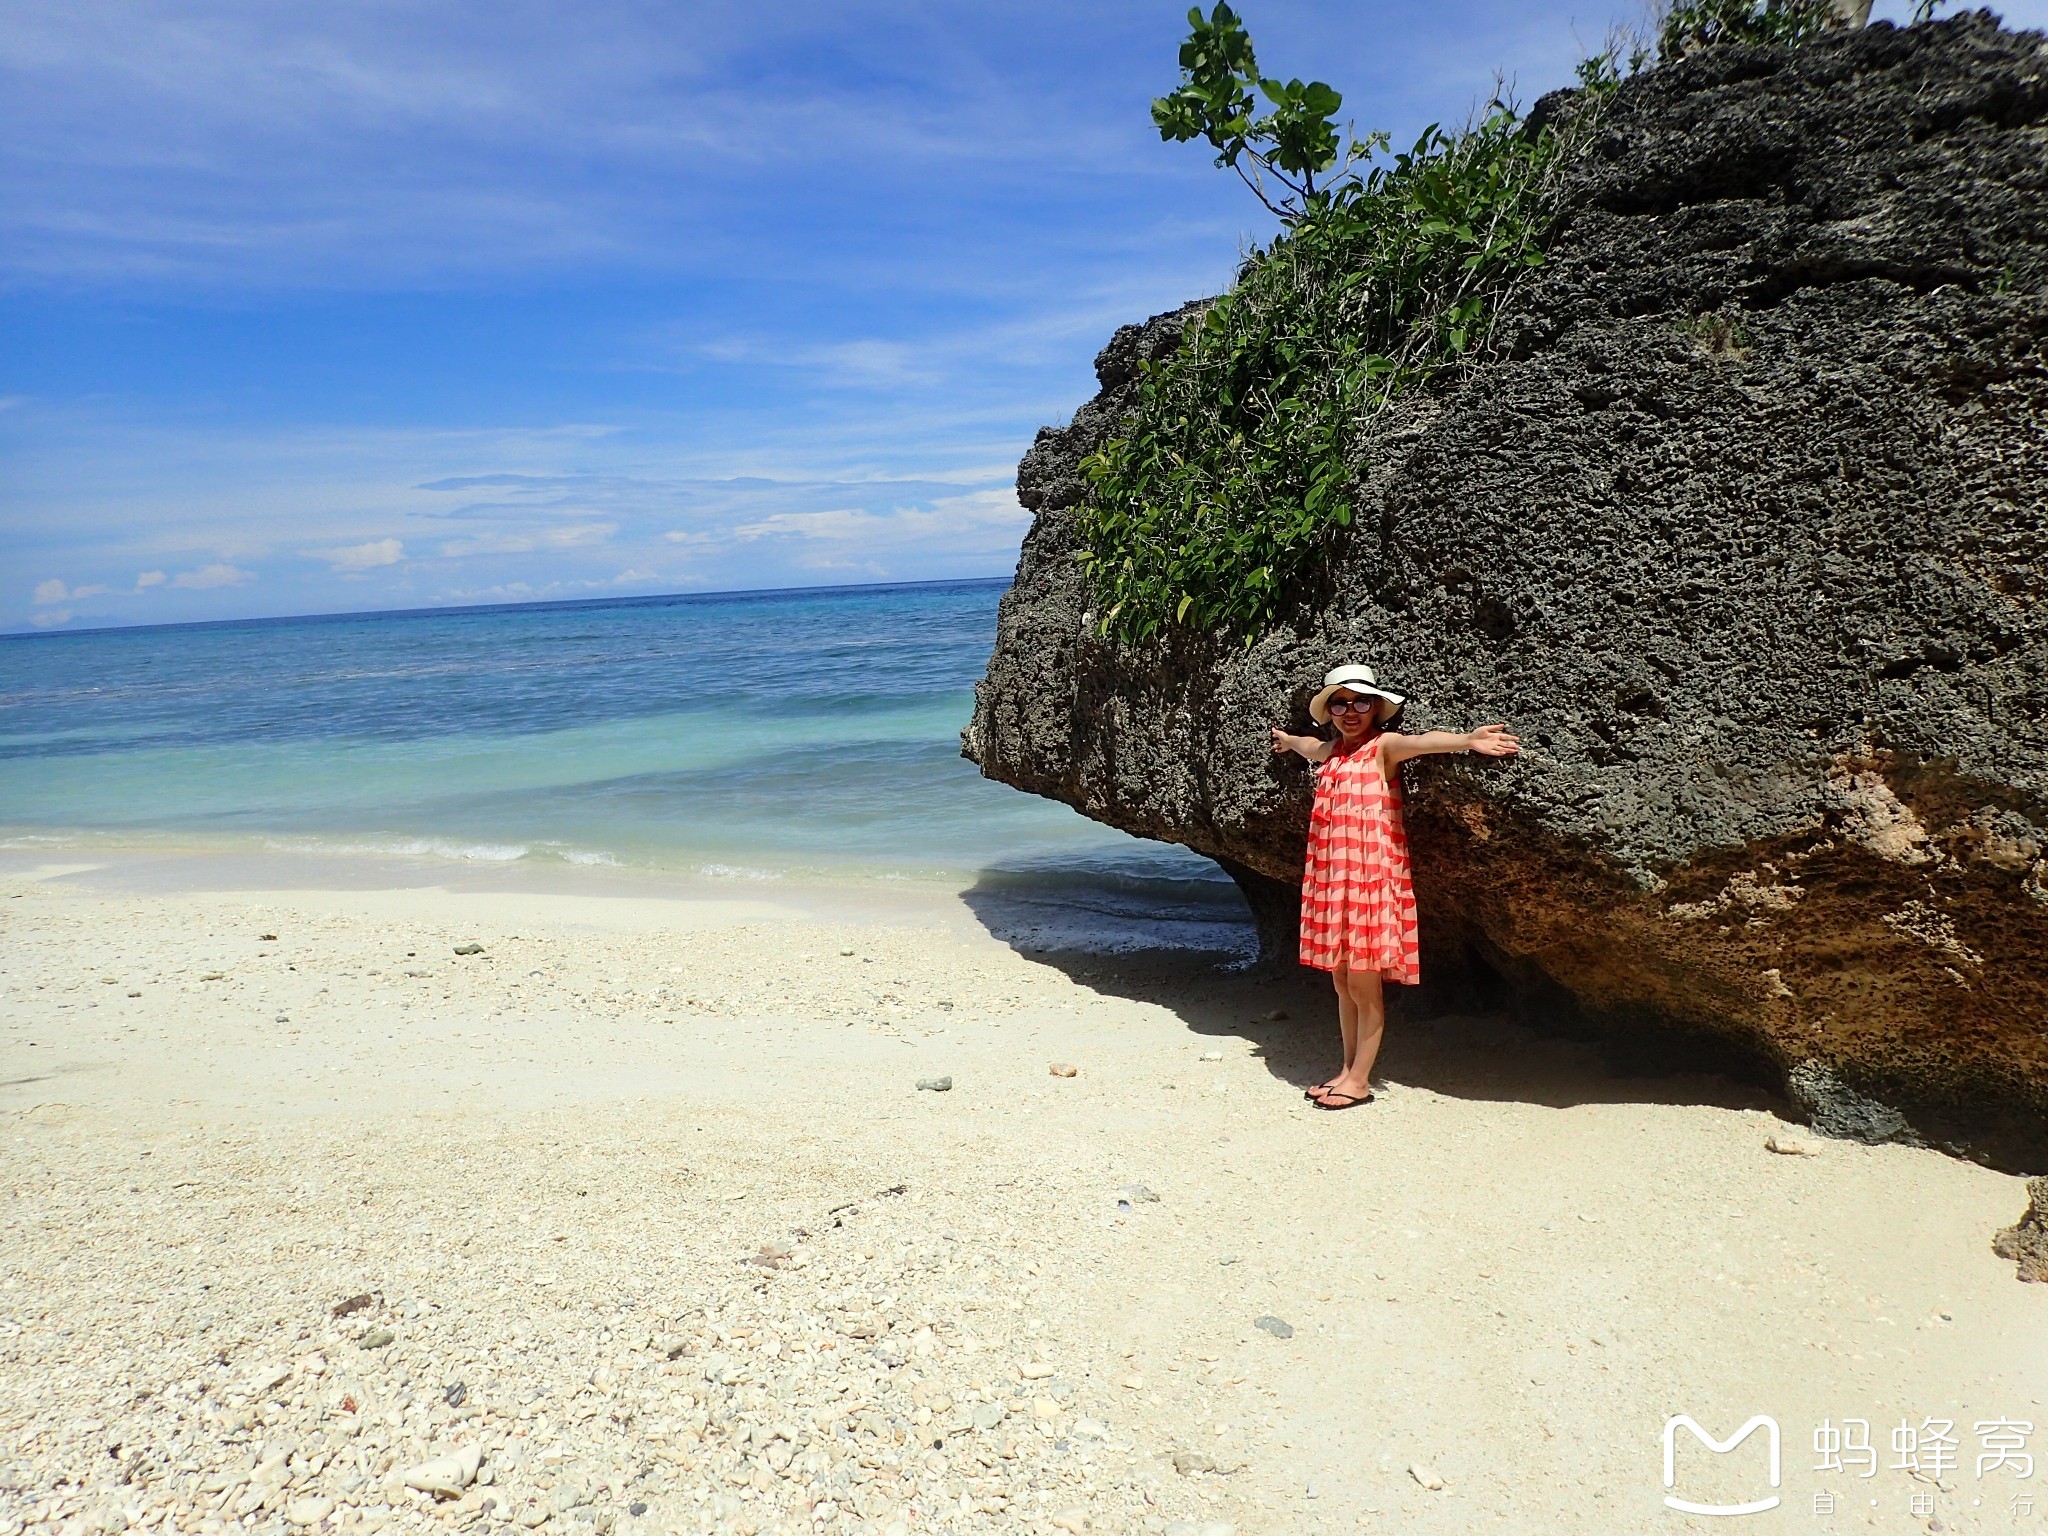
[1270,663,1520,1109]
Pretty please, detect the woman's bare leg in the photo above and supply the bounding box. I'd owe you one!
[1321,969,1384,1102]
[1318,965,1360,1093]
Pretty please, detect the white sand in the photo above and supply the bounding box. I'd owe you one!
[2,849,2043,1536]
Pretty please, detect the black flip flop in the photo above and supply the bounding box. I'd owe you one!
[1304,1081,1335,1101]
[1311,1090,1375,1111]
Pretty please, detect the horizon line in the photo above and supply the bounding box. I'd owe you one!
[2,572,1016,643]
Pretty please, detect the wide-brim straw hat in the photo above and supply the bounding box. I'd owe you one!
[1308,663,1406,726]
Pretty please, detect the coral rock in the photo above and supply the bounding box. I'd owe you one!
[1993,1176,2048,1281]
[966,16,2048,1170]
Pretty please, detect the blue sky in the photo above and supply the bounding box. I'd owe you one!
[5,0,2038,632]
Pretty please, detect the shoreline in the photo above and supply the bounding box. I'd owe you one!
[3,854,2044,1535]
[0,841,998,925]
[0,838,1256,965]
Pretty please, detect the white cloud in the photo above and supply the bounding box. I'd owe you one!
[695,337,938,390]
[429,567,667,604]
[927,486,1033,525]
[793,555,888,577]
[730,508,873,543]
[727,487,1027,546]
[29,608,72,628]
[308,538,404,572]
[32,578,109,604]
[0,1,1242,289]
[436,523,614,558]
[170,562,255,589]
[6,408,1035,628]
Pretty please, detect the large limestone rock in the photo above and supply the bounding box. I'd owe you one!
[964,14,2048,1171]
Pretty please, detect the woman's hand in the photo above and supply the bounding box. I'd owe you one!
[1271,727,1327,760]
[1466,724,1521,757]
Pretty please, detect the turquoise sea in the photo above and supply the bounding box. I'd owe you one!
[0,579,1250,951]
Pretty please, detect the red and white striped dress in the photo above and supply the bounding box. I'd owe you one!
[1298,730,1421,982]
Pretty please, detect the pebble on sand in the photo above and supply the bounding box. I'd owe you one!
[1765,1133,1823,1156]
[453,943,485,956]
[917,1076,953,1092]
[1409,1462,1447,1491]
[1049,1062,1078,1077]
[1253,1315,1295,1339]
[403,1443,484,1496]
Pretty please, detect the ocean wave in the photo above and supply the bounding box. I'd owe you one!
[697,862,786,882]
[259,834,532,863]
[0,831,84,850]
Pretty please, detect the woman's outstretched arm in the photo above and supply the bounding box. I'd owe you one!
[1382,724,1520,767]
[1270,727,1337,763]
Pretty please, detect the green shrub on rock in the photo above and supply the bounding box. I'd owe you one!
[1656,0,1848,61]
[1076,1,1938,647]
[1081,69,1608,644]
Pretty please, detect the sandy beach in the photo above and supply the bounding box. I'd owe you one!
[3,849,2043,1536]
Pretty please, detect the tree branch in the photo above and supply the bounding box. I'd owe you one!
[1231,160,1294,221]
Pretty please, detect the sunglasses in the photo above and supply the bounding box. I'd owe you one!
[1327,696,1380,714]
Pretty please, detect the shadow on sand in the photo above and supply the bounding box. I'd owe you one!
[958,867,1790,1122]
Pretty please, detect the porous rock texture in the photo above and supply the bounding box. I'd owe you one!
[964,14,2048,1171]
[1994,1176,2048,1280]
